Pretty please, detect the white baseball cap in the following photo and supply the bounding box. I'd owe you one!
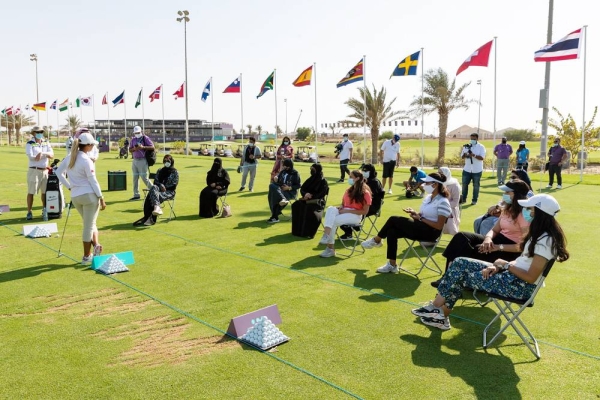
[518,194,560,216]
[133,126,142,134]
[421,175,445,185]
[77,132,98,146]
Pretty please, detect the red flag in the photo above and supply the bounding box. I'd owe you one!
[456,40,493,76]
[149,85,161,102]
[173,83,184,99]
[102,94,107,105]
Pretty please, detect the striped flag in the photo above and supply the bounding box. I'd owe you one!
[102,94,108,105]
[32,102,46,111]
[59,99,69,112]
[337,59,364,88]
[534,28,582,62]
[292,65,313,87]
[112,91,125,107]
[149,85,161,102]
[49,100,58,110]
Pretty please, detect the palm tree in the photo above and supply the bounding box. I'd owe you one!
[1,114,34,145]
[256,125,263,137]
[63,115,83,135]
[344,84,404,163]
[409,68,474,164]
[246,124,253,136]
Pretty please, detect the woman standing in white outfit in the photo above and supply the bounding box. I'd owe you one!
[57,132,107,264]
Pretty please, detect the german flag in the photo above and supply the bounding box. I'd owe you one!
[32,102,46,111]
[292,65,313,87]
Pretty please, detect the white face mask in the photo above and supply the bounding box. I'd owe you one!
[362,171,370,179]
[164,162,172,168]
[343,137,348,142]
[423,184,435,194]
[135,133,142,139]
[347,178,354,185]
[470,139,477,145]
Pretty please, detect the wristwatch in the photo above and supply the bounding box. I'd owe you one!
[499,263,510,272]
[499,244,504,251]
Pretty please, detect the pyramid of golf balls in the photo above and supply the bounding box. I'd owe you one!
[241,316,289,349]
[96,255,129,275]
[27,226,51,238]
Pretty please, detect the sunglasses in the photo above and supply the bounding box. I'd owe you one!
[510,175,519,180]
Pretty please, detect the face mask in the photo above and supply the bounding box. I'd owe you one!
[283,141,289,145]
[522,208,534,223]
[310,169,316,176]
[423,184,434,194]
[135,133,142,139]
[35,134,43,140]
[553,142,558,147]
[164,162,172,168]
[347,178,354,185]
[362,171,370,179]
[470,139,477,145]
[502,140,507,144]
[343,138,348,142]
[502,194,513,204]
[248,143,254,147]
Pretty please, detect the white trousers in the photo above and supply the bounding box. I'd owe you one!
[323,206,362,244]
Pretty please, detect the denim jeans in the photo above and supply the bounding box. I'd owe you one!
[461,171,482,203]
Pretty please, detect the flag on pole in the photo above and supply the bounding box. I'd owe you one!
[223,76,241,93]
[32,102,46,111]
[135,89,143,108]
[49,100,58,110]
[102,94,108,105]
[173,83,184,99]
[337,59,364,88]
[292,65,313,87]
[112,91,125,107]
[534,28,582,62]
[25,104,31,111]
[256,71,274,98]
[149,85,161,102]
[391,51,420,77]
[81,96,93,106]
[2,107,12,116]
[456,40,493,75]
[75,97,81,107]
[14,107,21,115]
[201,79,211,102]
[59,99,69,112]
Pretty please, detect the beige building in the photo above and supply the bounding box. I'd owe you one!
[446,125,494,140]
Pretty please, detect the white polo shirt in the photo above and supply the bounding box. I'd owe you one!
[461,142,486,173]
[380,139,400,162]
[26,140,54,169]
[420,194,452,222]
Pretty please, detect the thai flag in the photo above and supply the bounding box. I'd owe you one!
[534,28,581,62]
[201,79,211,102]
[223,76,241,93]
[149,85,161,102]
[112,91,125,107]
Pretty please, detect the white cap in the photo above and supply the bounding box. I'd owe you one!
[518,194,560,216]
[519,140,526,145]
[420,175,445,185]
[77,132,98,146]
[133,125,142,134]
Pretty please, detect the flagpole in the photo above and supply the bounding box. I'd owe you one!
[56,105,59,145]
[492,36,498,176]
[362,55,367,165]
[161,84,166,153]
[211,77,214,149]
[106,93,111,152]
[313,62,318,161]
[45,110,49,142]
[540,0,554,169]
[274,69,278,141]
[79,96,83,122]
[92,95,96,139]
[141,87,145,132]
[124,90,127,141]
[240,73,244,145]
[580,25,588,182]
[420,48,425,169]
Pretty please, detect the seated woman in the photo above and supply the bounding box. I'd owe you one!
[133,154,179,226]
[267,158,301,223]
[442,179,531,272]
[340,163,385,239]
[199,157,230,218]
[412,194,569,331]
[318,170,372,258]
[291,163,329,238]
[361,172,451,274]
[270,136,294,182]
[438,167,461,235]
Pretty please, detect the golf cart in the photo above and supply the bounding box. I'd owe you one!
[215,144,234,157]
[198,143,211,156]
[295,146,316,162]
[263,145,277,160]
[234,144,244,158]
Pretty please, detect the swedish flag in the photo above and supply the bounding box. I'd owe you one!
[391,51,420,77]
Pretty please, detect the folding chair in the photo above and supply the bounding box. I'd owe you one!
[397,230,444,277]
[216,193,228,217]
[142,174,177,222]
[335,220,365,257]
[480,259,556,359]
[360,198,383,239]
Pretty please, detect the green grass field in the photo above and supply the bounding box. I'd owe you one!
[1,146,599,399]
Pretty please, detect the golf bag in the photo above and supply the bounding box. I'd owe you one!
[46,161,65,219]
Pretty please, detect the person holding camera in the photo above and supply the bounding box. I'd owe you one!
[238,137,262,192]
[336,133,353,183]
[128,125,154,200]
[379,134,400,194]
[25,126,54,221]
[461,133,486,205]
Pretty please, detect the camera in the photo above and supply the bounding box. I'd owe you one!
[463,143,472,150]
[334,143,343,154]
[51,158,60,168]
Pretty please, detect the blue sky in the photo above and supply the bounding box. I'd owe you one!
[0,0,595,136]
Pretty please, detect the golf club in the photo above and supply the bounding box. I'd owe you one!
[57,201,73,257]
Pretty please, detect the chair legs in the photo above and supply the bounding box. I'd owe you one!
[336,225,365,257]
[397,238,443,276]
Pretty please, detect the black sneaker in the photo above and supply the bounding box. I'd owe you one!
[430,279,441,288]
[129,196,141,201]
[267,218,280,224]
[420,316,451,331]
[336,179,344,183]
[239,187,245,192]
[340,233,353,240]
[411,301,444,318]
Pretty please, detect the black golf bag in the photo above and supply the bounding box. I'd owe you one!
[46,160,64,219]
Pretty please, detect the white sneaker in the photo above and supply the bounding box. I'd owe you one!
[319,247,336,258]
[546,184,552,188]
[81,255,93,265]
[556,185,562,189]
[279,199,289,207]
[411,301,444,318]
[376,262,398,274]
[152,205,163,215]
[361,237,382,249]
[319,233,331,245]
[93,244,103,257]
[387,189,393,194]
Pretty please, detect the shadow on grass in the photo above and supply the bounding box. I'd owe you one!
[236,191,267,198]
[401,310,526,399]
[348,269,420,302]
[290,254,340,269]
[0,261,87,283]
[256,232,307,246]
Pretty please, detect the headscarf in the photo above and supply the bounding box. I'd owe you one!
[282,158,294,169]
[301,163,324,194]
[158,154,175,183]
[438,167,459,186]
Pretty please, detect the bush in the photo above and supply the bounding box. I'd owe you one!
[171,141,186,154]
[296,127,312,141]
[503,129,535,142]
[380,131,394,140]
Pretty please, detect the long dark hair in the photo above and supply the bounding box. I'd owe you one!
[428,172,449,198]
[280,136,291,146]
[522,210,569,262]
[503,179,529,220]
[347,170,371,204]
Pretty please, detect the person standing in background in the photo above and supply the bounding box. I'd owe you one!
[239,137,262,192]
[516,141,530,171]
[547,137,567,189]
[379,134,400,194]
[337,133,353,183]
[25,126,54,221]
[461,133,486,206]
[129,125,154,200]
[494,137,512,185]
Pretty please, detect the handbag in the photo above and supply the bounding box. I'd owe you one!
[221,203,232,218]
[143,136,157,167]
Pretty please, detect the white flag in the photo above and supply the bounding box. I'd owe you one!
[81,96,93,107]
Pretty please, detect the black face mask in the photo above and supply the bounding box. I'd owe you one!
[310,169,316,176]
[502,140,507,144]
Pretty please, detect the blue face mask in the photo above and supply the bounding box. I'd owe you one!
[522,208,534,223]
[470,139,477,145]
[347,178,354,185]
[343,138,348,142]
[35,134,43,140]
[283,141,289,145]
[502,194,512,204]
